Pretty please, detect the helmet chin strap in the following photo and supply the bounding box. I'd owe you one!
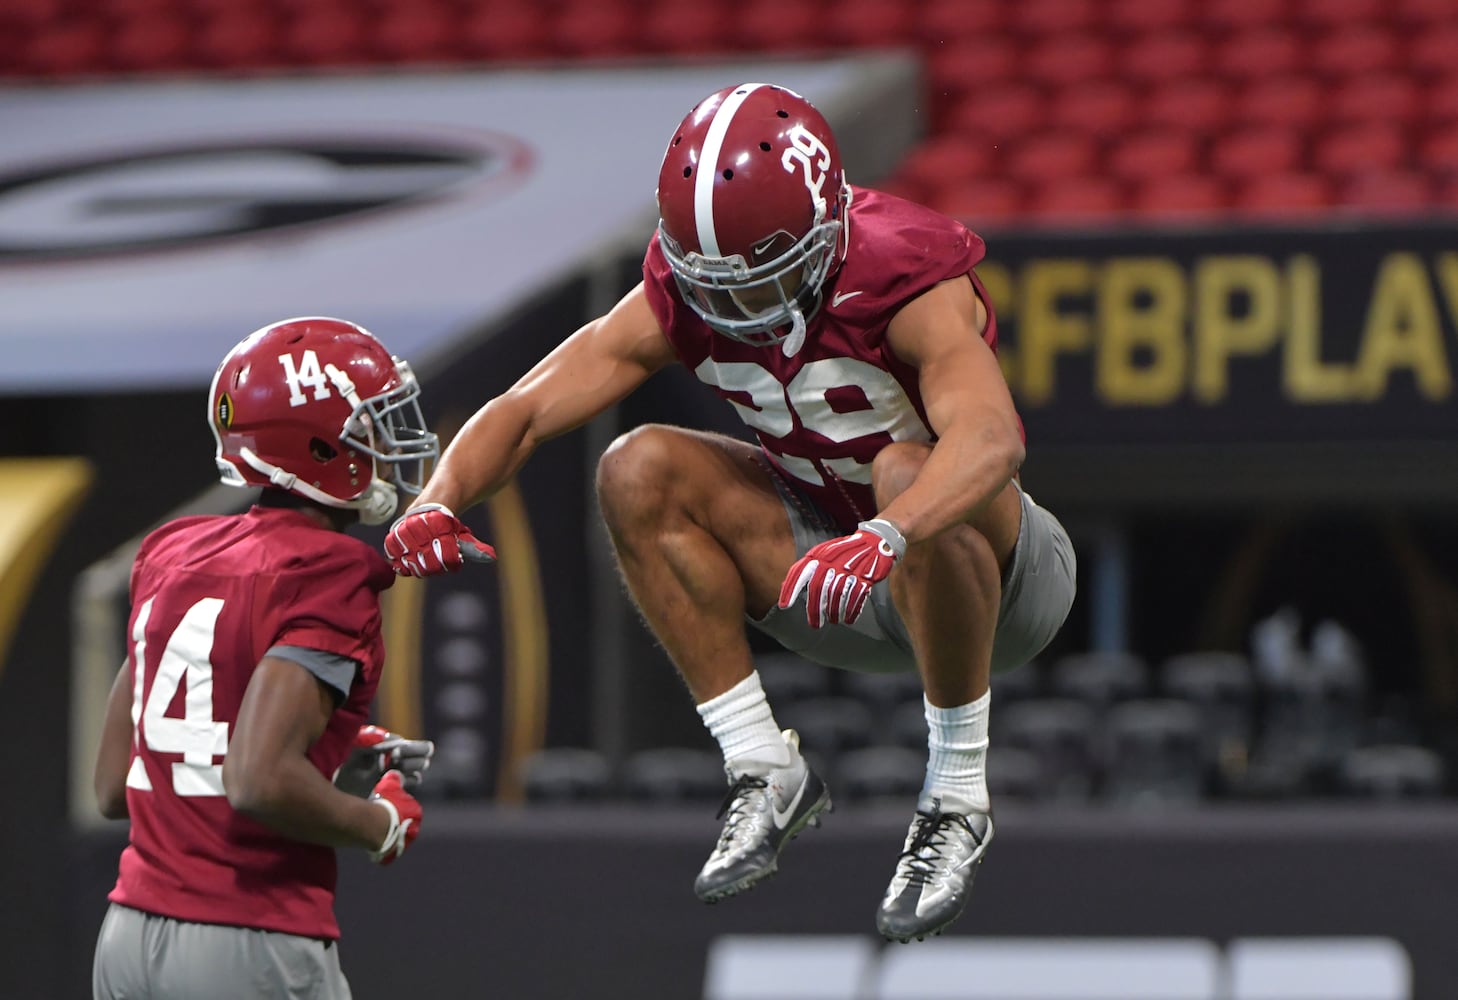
[237,447,398,525]
[354,480,399,525]
[780,305,807,358]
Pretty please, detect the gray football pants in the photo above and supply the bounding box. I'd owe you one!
[93,903,352,1000]
[753,477,1077,675]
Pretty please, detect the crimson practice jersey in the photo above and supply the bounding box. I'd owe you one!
[644,186,1016,531]
[109,506,394,940]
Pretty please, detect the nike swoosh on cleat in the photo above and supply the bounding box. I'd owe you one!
[770,777,809,829]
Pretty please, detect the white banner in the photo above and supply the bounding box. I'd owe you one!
[0,58,896,392]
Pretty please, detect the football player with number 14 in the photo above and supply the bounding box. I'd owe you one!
[92,317,438,999]
[386,83,1077,942]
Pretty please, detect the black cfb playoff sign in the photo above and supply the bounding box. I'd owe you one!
[978,223,1458,447]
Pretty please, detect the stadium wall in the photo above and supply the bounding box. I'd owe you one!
[65,804,1458,999]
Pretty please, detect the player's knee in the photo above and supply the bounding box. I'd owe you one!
[908,522,988,568]
[596,423,688,522]
[870,442,933,509]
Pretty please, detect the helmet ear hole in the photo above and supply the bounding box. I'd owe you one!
[309,438,338,463]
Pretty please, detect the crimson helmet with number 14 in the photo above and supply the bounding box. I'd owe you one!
[656,83,851,351]
[208,316,439,525]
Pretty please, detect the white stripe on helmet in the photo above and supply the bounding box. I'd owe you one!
[694,83,766,258]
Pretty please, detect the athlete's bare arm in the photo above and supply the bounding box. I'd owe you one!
[222,656,390,851]
[417,284,677,513]
[879,275,1025,544]
[94,663,134,820]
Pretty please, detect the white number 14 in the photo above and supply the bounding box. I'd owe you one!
[126,596,230,797]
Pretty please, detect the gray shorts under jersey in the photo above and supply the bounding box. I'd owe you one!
[93,903,352,1000]
[752,471,1077,675]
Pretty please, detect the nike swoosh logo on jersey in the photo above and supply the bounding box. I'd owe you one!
[832,290,864,307]
[770,775,809,829]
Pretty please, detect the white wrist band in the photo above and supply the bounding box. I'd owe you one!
[860,518,907,559]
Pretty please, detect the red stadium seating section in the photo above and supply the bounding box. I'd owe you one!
[5,0,1458,228]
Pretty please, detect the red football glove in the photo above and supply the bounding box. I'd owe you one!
[368,770,422,866]
[384,503,496,577]
[778,518,907,629]
[333,724,435,798]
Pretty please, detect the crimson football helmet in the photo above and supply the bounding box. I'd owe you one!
[208,316,439,525]
[656,82,852,354]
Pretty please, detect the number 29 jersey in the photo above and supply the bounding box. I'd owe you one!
[643,186,1014,532]
[109,505,395,940]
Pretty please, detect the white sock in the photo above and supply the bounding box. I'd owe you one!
[696,672,793,775]
[922,690,991,813]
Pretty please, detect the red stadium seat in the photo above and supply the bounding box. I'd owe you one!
[926,36,1022,113]
[916,0,1006,45]
[733,0,829,53]
[552,4,636,58]
[1119,31,1212,86]
[1107,130,1201,182]
[826,0,916,48]
[932,177,1024,228]
[1312,122,1409,177]
[0,0,65,32]
[459,3,553,61]
[1008,0,1100,39]
[1024,33,1115,89]
[1236,75,1323,130]
[876,173,930,207]
[1392,0,1458,33]
[107,13,192,71]
[1106,0,1197,37]
[1131,173,1229,219]
[1418,123,1458,171]
[1308,27,1402,79]
[1213,29,1306,82]
[1211,126,1305,179]
[1434,173,1458,206]
[943,80,1042,145]
[1005,131,1099,184]
[896,135,999,194]
[1044,81,1137,140]
[1409,26,1458,81]
[1328,73,1422,125]
[1145,77,1234,134]
[1289,0,1390,29]
[1427,75,1458,126]
[1202,0,1292,33]
[1339,171,1435,215]
[640,2,730,56]
[193,11,280,71]
[1234,172,1335,217]
[280,6,368,66]
[0,24,21,74]
[22,18,107,77]
[370,8,459,63]
[97,0,175,20]
[1025,177,1126,223]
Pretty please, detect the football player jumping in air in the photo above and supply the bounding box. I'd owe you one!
[386,83,1077,942]
[93,317,438,999]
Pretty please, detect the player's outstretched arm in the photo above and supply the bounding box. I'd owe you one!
[94,661,135,820]
[386,284,674,576]
[223,656,421,862]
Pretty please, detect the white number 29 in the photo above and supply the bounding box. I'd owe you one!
[125,596,230,797]
[693,356,930,486]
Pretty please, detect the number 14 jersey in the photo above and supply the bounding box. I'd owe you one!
[109,505,394,940]
[644,186,1015,532]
